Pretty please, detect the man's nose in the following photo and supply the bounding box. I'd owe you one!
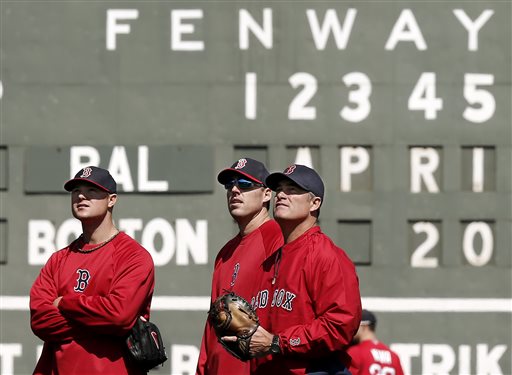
[228,184,241,194]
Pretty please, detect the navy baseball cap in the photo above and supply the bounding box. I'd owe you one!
[217,158,270,185]
[360,309,377,327]
[64,166,117,193]
[266,164,324,200]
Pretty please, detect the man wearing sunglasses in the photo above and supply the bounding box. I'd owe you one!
[245,164,362,375]
[196,158,284,375]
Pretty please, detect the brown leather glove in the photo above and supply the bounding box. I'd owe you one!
[208,292,260,361]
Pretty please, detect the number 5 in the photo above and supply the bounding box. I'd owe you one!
[463,73,495,123]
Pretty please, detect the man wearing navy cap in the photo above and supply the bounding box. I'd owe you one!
[30,166,155,375]
[196,158,284,375]
[246,164,362,375]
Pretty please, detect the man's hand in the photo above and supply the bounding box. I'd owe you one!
[208,292,260,361]
[223,325,274,358]
[53,296,63,307]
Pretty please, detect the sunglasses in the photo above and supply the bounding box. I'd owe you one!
[224,178,264,190]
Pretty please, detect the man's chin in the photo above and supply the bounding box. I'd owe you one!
[273,212,291,221]
[229,209,245,219]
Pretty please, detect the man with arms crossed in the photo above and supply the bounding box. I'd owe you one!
[347,309,404,375]
[30,166,155,374]
[196,158,284,375]
[245,164,361,375]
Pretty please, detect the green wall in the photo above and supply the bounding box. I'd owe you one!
[1,2,510,374]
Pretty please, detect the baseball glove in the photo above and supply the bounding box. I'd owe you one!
[208,291,260,361]
[126,316,168,371]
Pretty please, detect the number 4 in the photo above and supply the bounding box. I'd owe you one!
[408,72,443,120]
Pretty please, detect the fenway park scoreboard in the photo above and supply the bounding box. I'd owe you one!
[0,2,510,374]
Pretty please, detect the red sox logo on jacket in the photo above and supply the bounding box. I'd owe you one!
[74,269,91,292]
[252,288,296,312]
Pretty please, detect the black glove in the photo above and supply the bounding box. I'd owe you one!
[126,316,168,371]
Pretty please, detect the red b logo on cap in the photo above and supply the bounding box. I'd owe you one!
[284,165,296,175]
[235,159,247,170]
[80,167,93,178]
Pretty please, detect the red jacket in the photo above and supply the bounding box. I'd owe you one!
[196,220,284,375]
[347,340,404,375]
[252,226,362,374]
[30,232,155,375]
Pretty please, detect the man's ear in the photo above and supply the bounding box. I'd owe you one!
[108,194,117,208]
[309,196,322,212]
[262,187,272,203]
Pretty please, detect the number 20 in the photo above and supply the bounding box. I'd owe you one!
[411,221,494,267]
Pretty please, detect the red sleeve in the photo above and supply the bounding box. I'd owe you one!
[196,321,209,375]
[279,238,362,356]
[30,252,84,342]
[197,250,221,375]
[393,352,405,375]
[346,344,363,375]
[58,247,154,336]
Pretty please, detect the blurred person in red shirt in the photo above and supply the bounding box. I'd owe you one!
[347,309,404,375]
